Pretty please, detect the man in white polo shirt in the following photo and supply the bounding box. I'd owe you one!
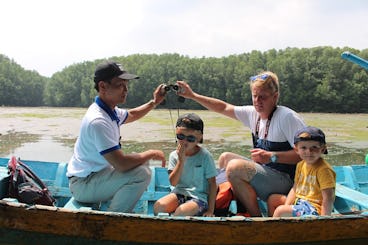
[67,61,166,212]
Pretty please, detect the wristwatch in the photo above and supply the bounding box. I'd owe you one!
[270,152,278,163]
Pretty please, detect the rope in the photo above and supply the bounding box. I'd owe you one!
[166,93,183,145]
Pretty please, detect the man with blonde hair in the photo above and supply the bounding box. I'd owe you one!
[176,71,306,216]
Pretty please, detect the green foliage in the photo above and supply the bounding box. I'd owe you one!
[1,47,368,112]
[0,55,46,106]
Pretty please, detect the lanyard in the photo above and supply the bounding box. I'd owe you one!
[255,107,277,140]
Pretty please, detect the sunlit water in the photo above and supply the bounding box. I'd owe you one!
[0,132,367,166]
[6,136,74,163]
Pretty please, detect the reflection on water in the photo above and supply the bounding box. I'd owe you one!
[0,132,40,154]
[0,132,367,166]
[0,132,74,163]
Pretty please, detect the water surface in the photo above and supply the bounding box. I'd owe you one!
[1,132,366,166]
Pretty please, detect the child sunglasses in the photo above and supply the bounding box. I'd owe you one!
[176,134,197,143]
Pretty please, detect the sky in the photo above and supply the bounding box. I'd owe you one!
[1,0,367,77]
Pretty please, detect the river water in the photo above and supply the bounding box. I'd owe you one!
[0,132,367,166]
[4,135,74,163]
[0,107,367,166]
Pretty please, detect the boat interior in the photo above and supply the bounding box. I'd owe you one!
[0,158,368,217]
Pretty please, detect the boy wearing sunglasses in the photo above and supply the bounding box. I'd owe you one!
[154,113,218,216]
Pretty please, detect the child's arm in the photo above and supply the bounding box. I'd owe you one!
[284,184,296,205]
[169,160,184,186]
[203,177,217,217]
[320,188,335,216]
[169,143,186,186]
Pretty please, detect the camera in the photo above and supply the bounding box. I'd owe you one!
[161,83,183,96]
[160,83,185,104]
[163,84,180,92]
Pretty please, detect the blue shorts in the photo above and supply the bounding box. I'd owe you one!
[176,194,208,216]
[250,163,293,201]
[292,198,319,217]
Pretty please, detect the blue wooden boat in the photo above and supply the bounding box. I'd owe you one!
[0,156,367,244]
[341,51,368,70]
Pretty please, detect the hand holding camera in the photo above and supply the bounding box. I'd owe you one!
[161,83,184,94]
[160,83,185,104]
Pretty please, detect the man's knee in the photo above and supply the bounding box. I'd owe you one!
[226,159,242,182]
[131,165,152,186]
[226,159,256,183]
[218,152,232,168]
[141,165,152,185]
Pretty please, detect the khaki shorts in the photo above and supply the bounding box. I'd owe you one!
[250,163,293,201]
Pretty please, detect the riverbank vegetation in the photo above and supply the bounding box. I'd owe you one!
[1,46,368,112]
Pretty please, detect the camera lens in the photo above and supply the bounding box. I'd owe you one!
[164,85,171,91]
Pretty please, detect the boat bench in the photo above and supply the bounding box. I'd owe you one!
[334,183,368,213]
[336,182,368,206]
[333,165,368,214]
[64,167,171,214]
[333,165,368,191]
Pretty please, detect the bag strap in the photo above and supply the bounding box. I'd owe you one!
[8,156,49,191]
[8,157,20,185]
[8,156,17,172]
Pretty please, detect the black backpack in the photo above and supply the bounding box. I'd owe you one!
[8,156,55,206]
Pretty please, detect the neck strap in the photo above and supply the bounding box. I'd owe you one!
[255,106,277,139]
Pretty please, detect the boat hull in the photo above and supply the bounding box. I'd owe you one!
[1,201,367,245]
[1,157,368,244]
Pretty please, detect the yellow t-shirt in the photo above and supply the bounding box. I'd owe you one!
[294,158,336,214]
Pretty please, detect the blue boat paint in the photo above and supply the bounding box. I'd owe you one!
[341,51,368,70]
[1,157,368,216]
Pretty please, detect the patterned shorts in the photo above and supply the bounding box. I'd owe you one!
[292,198,319,217]
[176,194,208,216]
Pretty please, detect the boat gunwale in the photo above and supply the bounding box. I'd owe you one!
[1,199,367,223]
[1,199,368,245]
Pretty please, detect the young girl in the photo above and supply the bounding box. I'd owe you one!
[273,126,336,217]
[154,113,217,216]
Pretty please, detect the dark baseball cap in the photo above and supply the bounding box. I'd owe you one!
[294,126,328,153]
[94,61,139,83]
[176,113,204,134]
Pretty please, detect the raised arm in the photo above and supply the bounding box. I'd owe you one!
[176,81,237,120]
[104,148,166,172]
[125,84,166,123]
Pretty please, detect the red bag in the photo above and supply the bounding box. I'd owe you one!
[214,169,249,217]
[214,168,235,216]
[8,157,55,206]
[215,181,234,210]
[214,181,250,217]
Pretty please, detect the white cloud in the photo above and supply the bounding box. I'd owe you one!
[0,0,367,77]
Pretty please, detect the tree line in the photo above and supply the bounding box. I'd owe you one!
[1,46,367,112]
